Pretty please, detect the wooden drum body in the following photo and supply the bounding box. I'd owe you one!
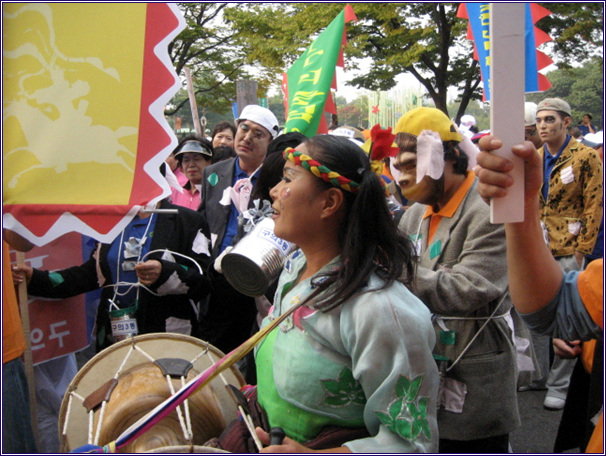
[59,333,244,453]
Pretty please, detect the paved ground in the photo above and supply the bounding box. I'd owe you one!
[510,388,571,454]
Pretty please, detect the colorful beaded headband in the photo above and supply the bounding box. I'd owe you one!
[283,147,360,194]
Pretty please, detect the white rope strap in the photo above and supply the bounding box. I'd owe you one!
[89,410,95,445]
[189,344,210,365]
[165,374,192,442]
[180,377,194,442]
[132,343,157,363]
[206,350,230,388]
[445,290,509,373]
[93,400,109,445]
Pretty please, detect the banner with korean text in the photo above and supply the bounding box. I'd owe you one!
[457,3,552,102]
[282,5,357,137]
[8,233,99,365]
[3,3,185,247]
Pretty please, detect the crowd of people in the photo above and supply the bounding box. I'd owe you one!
[5,96,603,454]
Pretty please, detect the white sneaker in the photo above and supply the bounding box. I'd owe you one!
[543,396,565,410]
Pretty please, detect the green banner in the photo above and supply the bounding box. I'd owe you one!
[283,8,347,137]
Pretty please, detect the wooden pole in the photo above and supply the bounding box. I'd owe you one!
[16,251,40,449]
[184,66,202,137]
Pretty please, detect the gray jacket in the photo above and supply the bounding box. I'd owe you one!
[398,177,520,440]
[199,158,237,258]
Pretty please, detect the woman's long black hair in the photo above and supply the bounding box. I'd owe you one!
[302,134,416,311]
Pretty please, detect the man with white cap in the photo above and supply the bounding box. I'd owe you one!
[524,102,543,149]
[200,104,280,258]
[198,104,279,359]
[530,97,603,411]
[458,114,477,139]
[393,107,519,453]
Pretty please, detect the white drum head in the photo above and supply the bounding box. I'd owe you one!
[59,333,244,453]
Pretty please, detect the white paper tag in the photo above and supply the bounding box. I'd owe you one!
[192,230,210,256]
[220,187,233,206]
[560,166,574,185]
[438,377,467,413]
[568,221,581,236]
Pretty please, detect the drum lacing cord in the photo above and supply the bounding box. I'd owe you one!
[91,343,149,445]
[62,381,102,445]
[69,340,218,449]
[165,375,194,444]
[205,348,231,390]
[62,386,86,445]
[189,343,231,391]
[159,343,230,446]
[189,344,210,366]
[160,342,233,446]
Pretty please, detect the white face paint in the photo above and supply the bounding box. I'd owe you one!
[536,110,570,148]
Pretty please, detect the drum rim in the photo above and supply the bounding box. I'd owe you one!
[143,445,230,453]
[58,333,245,452]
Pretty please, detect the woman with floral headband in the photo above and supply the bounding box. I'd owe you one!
[210,133,439,453]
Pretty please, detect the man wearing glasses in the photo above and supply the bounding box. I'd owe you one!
[531,98,603,411]
[198,105,280,363]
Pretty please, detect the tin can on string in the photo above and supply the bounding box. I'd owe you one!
[109,304,138,342]
[222,217,296,297]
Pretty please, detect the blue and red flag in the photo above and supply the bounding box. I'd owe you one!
[457,3,552,102]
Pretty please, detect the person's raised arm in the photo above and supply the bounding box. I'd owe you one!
[476,137,563,314]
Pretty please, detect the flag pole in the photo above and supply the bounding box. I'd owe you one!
[184,66,202,137]
[16,251,41,450]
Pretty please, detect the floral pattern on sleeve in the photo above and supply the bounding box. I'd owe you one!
[375,374,431,441]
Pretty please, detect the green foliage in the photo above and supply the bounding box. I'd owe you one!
[225,4,483,121]
[166,3,249,118]
[335,95,369,128]
[537,4,604,65]
[527,58,604,128]
[167,3,604,131]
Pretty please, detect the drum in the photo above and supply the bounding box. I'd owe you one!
[145,446,229,453]
[59,333,244,453]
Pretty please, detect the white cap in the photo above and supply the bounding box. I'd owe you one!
[237,105,280,139]
[329,126,366,144]
[459,114,476,129]
[524,102,538,127]
[584,131,603,146]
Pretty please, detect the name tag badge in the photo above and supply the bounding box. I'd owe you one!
[560,166,574,185]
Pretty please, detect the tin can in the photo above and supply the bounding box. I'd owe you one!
[109,304,138,342]
[222,217,295,297]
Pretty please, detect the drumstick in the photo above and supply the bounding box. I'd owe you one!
[91,295,311,453]
[238,405,263,451]
[225,384,263,451]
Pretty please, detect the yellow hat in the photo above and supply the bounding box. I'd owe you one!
[394,107,462,142]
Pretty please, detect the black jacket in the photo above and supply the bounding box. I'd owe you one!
[27,200,212,351]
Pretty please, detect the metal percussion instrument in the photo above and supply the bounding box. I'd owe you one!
[222,217,295,297]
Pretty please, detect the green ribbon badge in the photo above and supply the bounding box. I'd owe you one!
[208,173,219,187]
